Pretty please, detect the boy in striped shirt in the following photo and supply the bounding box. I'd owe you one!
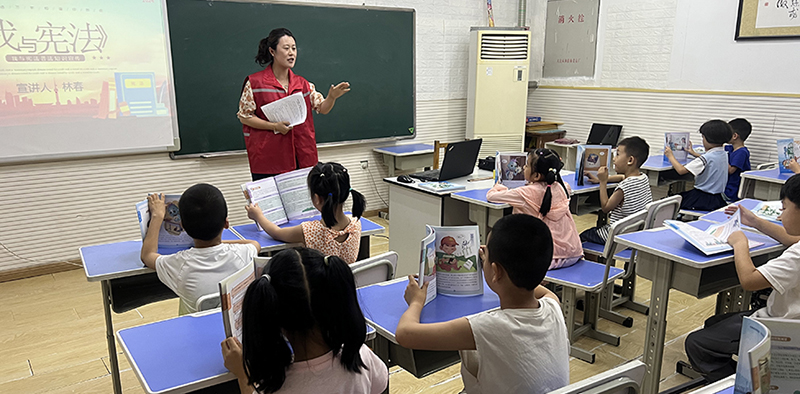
[581,137,653,244]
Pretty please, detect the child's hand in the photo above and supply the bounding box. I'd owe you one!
[404,275,428,306]
[727,230,748,247]
[664,146,674,159]
[245,203,265,221]
[584,171,600,184]
[597,166,609,183]
[788,158,800,174]
[478,245,487,265]
[327,82,351,99]
[274,121,293,135]
[686,141,697,155]
[726,204,759,227]
[221,337,246,378]
[147,193,167,221]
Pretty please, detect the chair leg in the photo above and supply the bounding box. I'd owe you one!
[582,291,620,346]
[560,287,595,364]
[599,286,633,327]
[614,261,650,315]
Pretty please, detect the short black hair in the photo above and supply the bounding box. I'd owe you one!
[617,136,649,168]
[178,183,227,241]
[487,214,553,291]
[780,174,800,207]
[728,118,752,141]
[699,119,733,145]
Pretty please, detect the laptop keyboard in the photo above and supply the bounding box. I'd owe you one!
[409,169,440,181]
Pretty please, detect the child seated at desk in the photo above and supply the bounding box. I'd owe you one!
[246,162,366,264]
[685,174,800,382]
[663,119,733,211]
[580,137,652,244]
[396,214,570,394]
[140,184,261,315]
[688,119,752,203]
[486,148,583,269]
[221,247,388,394]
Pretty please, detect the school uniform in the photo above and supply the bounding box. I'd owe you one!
[724,145,751,202]
[679,147,728,211]
[580,174,652,244]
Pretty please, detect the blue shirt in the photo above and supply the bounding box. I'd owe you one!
[685,147,728,194]
[724,145,751,201]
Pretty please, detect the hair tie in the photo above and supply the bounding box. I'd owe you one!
[328,192,333,197]
[546,184,552,188]
[549,167,557,173]
[323,256,330,266]
[319,173,325,177]
[262,273,271,282]
[349,188,353,191]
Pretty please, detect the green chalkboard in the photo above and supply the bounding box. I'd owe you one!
[167,0,415,156]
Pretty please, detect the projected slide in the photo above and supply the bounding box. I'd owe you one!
[0,0,178,162]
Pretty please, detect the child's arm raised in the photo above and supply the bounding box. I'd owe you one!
[245,204,304,243]
[221,337,256,394]
[396,276,477,351]
[727,231,771,291]
[686,142,700,158]
[140,193,166,270]
[788,158,800,174]
[725,205,800,246]
[664,146,689,175]
[596,167,624,213]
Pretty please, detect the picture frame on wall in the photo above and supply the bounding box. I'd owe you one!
[736,0,800,40]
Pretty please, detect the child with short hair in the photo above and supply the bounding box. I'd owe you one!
[246,162,366,264]
[684,174,800,382]
[722,118,752,202]
[486,149,583,269]
[664,119,733,211]
[140,184,261,315]
[221,247,388,394]
[396,214,570,394]
[580,137,653,244]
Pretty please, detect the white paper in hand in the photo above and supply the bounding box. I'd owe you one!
[259,92,307,128]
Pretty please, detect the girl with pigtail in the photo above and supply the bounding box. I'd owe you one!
[246,162,367,264]
[486,149,583,269]
[220,247,388,394]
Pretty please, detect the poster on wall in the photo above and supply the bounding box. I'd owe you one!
[737,0,800,39]
[542,0,600,78]
[0,0,179,163]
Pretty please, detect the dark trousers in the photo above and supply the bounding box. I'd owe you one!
[580,227,607,244]
[251,173,277,181]
[684,310,755,382]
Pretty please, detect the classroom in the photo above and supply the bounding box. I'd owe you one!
[1,0,800,393]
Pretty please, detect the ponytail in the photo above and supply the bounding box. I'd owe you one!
[255,28,295,67]
[350,189,365,219]
[308,162,368,227]
[529,149,566,217]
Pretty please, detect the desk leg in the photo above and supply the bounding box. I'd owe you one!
[468,205,488,244]
[102,280,123,394]
[384,155,396,177]
[645,170,660,188]
[641,254,674,394]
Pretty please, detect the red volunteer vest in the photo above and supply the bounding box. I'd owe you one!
[242,66,318,174]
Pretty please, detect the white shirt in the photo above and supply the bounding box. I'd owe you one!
[156,243,259,314]
[754,242,800,319]
[459,297,570,394]
[684,147,728,194]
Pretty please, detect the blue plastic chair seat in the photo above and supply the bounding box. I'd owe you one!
[545,260,625,292]
[582,241,605,256]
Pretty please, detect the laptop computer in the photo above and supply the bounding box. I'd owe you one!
[410,139,483,182]
[586,123,623,147]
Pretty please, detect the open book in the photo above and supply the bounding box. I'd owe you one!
[665,209,763,255]
[777,138,800,174]
[495,152,528,189]
[260,92,307,133]
[734,317,771,394]
[219,257,270,342]
[135,194,194,249]
[418,225,483,305]
[241,167,318,230]
[575,145,612,186]
[665,132,690,161]
[753,201,782,222]
[755,318,800,394]
[417,181,466,192]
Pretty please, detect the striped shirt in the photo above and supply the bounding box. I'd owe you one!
[597,174,652,241]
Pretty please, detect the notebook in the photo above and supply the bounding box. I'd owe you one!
[410,139,483,181]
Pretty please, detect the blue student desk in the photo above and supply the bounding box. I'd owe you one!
[616,221,786,394]
[641,154,692,187]
[740,168,793,200]
[449,188,510,244]
[699,198,781,225]
[81,229,241,394]
[373,143,435,176]
[358,278,500,378]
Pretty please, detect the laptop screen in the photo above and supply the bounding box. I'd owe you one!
[587,124,623,147]
[438,139,483,181]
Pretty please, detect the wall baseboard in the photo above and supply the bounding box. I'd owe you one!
[0,260,82,283]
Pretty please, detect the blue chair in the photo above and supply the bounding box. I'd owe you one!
[350,251,397,288]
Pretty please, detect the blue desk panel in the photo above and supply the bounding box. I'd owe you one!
[451,188,507,207]
[234,216,384,250]
[374,143,434,155]
[744,168,793,183]
[358,280,500,339]
[642,155,691,171]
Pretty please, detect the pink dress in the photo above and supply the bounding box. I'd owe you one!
[486,182,583,269]
[301,217,362,264]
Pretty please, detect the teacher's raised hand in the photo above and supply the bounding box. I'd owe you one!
[328,82,351,99]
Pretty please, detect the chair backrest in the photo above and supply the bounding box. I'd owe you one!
[433,140,449,170]
[602,209,648,259]
[254,256,270,276]
[350,251,398,287]
[644,195,682,230]
[756,162,777,170]
[548,360,646,394]
[195,293,221,311]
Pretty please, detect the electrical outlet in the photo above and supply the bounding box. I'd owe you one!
[360,160,369,170]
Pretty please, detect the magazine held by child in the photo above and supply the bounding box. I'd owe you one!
[664,208,763,255]
[777,138,800,174]
[136,194,194,249]
[418,225,483,305]
[241,167,318,230]
[218,258,270,342]
[575,145,612,186]
[665,132,691,161]
[495,152,528,189]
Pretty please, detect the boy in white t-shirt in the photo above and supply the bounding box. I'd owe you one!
[396,214,570,394]
[685,174,800,382]
[140,184,261,315]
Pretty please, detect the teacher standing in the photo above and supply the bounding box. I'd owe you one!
[237,28,351,181]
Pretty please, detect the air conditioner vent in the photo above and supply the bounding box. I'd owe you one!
[480,34,529,60]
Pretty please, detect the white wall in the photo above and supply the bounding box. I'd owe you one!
[0,0,532,273]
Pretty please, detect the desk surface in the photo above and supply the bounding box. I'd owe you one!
[373,143,434,156]
[450,188,511,209]
[384,169,495,196]
[616,220,783,269]
[82,229,242,282]
[741,168,793,184]
[358,279,500,343]
[641,155,691,171]
[699,199,781,225]
[561,170,619,194]
[233,215,384,252]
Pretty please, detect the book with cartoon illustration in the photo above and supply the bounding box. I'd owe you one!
[575,145,612,186]
[135,194,194,248]
[664,209,763,255]
[241,167,319,230]
[219,257,270,342]
[417,225,483,304]
[665,132,691,161]
[777,138,800,174]
[753,201,782,223]
[495,152,528,189]
[734,317,771,394]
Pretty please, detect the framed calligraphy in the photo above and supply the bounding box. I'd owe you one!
[737,0,800,39]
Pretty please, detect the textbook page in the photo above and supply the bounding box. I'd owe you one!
[275,167,318,221]
[418,225,438,305]
[665,132,691,161]
[755,318,800,394]
[259,92,307,128]
[495,152,527,189]
[777,138,800,174]
[135,194,194,248]
[430,225,483,296]
[241,177,288,228]
[575,145,611,186]
[734,317,771,394]
[219,264,256,342]
[665,209,762,255]
[753,201,782,223]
